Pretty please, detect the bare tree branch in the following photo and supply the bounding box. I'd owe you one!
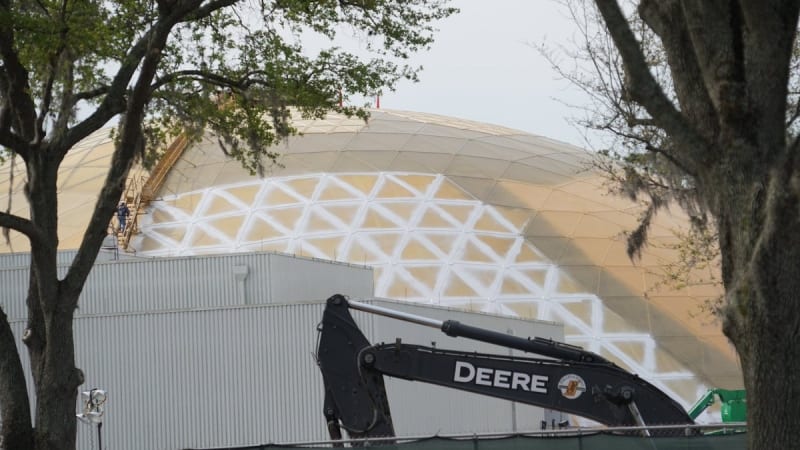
[677,0,746,130]
[2,151,16,249]
[34,1,71,144]
[57,26,161,154]
[73,86,111,102]
[53,51,75,134]
[63,15,180,300]
[150,70,244,94]
[739,1,800,163]
[0,212,44,245]
[638,0,720,144]
[594,0,711,169]
[181,0,239,23]
[0,1,38,142]
[0,134,32,161]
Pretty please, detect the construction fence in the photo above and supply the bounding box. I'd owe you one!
[193,427,747,450]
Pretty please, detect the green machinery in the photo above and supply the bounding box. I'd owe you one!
[688,388,747,422]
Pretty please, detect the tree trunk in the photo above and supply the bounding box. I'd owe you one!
[23,153,84,450]
[723,168,800,450]
[33,303,80,450]
[0,308,34,450]
[739,329,800,449]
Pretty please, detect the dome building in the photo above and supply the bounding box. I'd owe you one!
[0,109,741,420]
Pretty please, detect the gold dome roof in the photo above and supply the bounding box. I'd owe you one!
[136,109,739,416]
[0,110,739,419]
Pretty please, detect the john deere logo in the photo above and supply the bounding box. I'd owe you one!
[558,374,586,400]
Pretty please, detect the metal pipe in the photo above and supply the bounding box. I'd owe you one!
[347,300,444,328]
[347,299,607,363]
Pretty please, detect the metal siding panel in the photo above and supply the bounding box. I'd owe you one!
[0,250,74,268]
[0,249,137,269]
[268,254,373,303]
[0,252,31,268]
[69,303,331,450]
[3,253,561,448]
[0,267,68,321]
[0,268,28,320]
[0,251,369,320]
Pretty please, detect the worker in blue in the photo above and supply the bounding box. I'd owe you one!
[117,201,130,234]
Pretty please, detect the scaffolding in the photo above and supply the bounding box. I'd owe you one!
[112,133,190,251]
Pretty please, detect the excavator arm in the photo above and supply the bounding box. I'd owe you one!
[316,294,694,440]
[317,295,396,440]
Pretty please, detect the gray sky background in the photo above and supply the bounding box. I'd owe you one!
[377,0,590,147]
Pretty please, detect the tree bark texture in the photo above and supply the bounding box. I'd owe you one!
[0,4,178,447]
[0,308,34,450]
[20,151,84,450]
[0,0,457,448]
[594,1,800,448]
[723,162,800,448]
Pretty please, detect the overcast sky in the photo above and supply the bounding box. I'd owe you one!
[377,0,589,147]
[98,1,590,148]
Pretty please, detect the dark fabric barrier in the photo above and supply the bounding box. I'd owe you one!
[192,431,747,450]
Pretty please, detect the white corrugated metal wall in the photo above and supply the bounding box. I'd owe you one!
[71,303,331,449]
[1,252,374,319]
[3,252,563,450]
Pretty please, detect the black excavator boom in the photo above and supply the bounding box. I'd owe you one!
[315,294,694,440]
